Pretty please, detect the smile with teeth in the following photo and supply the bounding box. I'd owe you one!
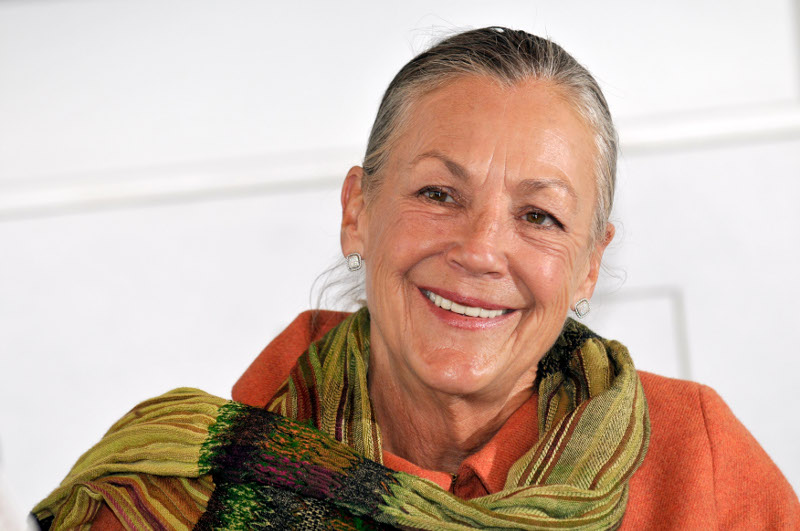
[422,290,510,318]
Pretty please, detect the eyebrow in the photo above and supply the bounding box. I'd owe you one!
[411,150,470,181]
[518,178,577,200]
[411,150,578,200]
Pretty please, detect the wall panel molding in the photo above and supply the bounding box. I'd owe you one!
[3,103,800,222]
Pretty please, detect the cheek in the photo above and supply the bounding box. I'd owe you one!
[512,237,584,305]
[508,248,582,363]
[365,203,450,277]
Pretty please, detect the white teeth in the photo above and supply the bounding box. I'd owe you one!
[423,290,507,318]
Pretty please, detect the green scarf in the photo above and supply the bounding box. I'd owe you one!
[34,309,649,530]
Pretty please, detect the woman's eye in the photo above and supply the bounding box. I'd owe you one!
[421,188,454,203]
[524,210,557,227]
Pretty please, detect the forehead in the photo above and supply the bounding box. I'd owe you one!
[391,76,597,200]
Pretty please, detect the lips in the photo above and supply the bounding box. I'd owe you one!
[421,289,512,319]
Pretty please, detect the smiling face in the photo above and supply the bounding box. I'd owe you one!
[341,75,613,400]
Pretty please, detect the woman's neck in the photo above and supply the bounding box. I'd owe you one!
[368,351,535,475]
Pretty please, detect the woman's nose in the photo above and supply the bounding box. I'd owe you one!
[445,213,507,277]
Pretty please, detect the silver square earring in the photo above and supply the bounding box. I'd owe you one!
[574,298,590,318]
[346,253,363,272]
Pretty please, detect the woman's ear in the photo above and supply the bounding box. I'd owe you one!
[575,223,615,305]
[340,166,367,256]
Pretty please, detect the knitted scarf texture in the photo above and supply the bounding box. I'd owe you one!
[34,308,650,530]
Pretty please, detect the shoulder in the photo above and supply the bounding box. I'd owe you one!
[636,370,790,478]
[636,370,757,443]
[636,371,791,478]
[623,371,800,529]
[637,369,712,403]
[635,370,719,448]
[232,310,351,406]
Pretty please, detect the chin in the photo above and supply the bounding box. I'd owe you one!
[411,351,498,396]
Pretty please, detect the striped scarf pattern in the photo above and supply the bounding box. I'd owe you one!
[34,309,649,530]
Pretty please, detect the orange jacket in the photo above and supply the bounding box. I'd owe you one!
[91,310,799,529]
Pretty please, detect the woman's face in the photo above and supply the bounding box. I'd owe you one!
[342,76,612,399]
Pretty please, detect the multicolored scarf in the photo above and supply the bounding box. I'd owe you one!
[34,308,649,530]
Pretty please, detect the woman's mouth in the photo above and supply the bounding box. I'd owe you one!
[421,289,512,319]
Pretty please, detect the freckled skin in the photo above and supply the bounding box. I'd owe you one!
[340,76,614,472]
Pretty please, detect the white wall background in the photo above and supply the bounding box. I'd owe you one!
[1,0,799,522]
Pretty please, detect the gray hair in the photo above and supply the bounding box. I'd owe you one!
[362,26,617,239]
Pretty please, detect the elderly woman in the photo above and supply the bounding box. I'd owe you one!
[34,27,798,530]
